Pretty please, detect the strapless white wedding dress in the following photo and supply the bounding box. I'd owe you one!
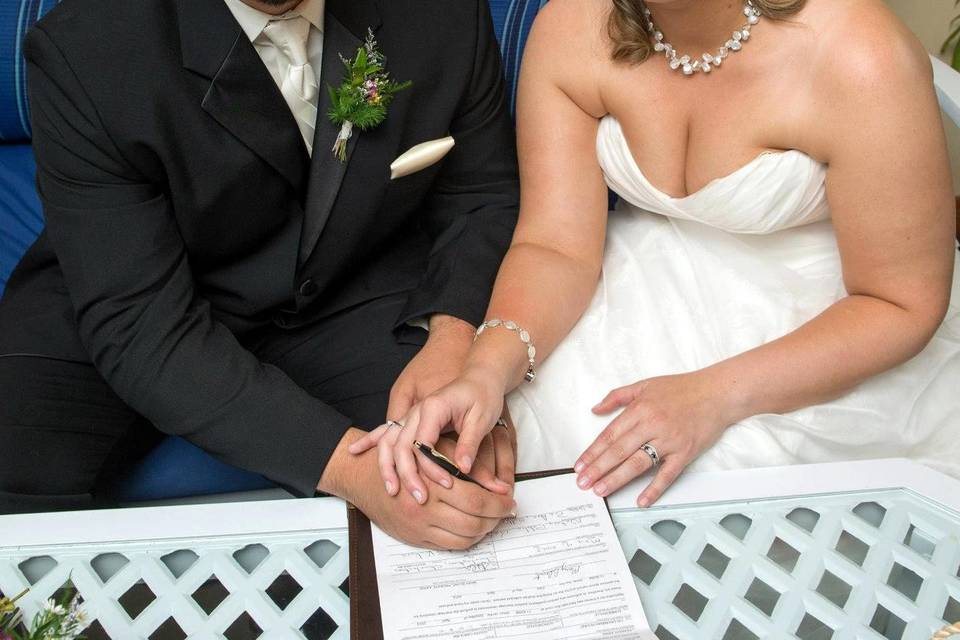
[510,116,960,479]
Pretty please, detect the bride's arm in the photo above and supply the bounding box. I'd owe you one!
[462,15,611,395]
[720,50,955,417]
[577,18,956,506]
[353,3,614,503]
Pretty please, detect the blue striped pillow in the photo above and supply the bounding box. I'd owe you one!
[489,0,548,116]
[0,0,60,142]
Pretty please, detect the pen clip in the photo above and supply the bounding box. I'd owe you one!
[413,440,453,465]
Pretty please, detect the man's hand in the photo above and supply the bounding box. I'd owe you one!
[321,428,516,549]
[387,315,475,422]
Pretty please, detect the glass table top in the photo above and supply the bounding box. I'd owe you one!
[1,488,958,639]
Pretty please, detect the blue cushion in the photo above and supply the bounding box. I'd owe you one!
[0,0,60,142]
[489,0,547,115]
[0,144,42,294]
[112,437,274,502]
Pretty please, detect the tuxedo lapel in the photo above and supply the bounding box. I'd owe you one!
[178,0,309,194]
[298,0,382,262]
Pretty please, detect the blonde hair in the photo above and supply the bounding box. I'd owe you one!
[608,0,807,64]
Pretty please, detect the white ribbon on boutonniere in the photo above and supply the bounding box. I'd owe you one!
[327,29,412,162]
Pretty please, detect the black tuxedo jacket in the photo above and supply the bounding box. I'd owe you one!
[0,0,519,496]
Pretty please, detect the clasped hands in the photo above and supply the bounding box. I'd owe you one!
[335,316,516,550]
[353,365,734,524]
[347,315,733,550]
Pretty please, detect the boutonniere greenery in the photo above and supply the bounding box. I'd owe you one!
[328,29,412,162]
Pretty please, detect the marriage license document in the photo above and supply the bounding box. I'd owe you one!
[370,473,652,639]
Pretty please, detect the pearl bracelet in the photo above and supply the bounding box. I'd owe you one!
[475,319,537,383]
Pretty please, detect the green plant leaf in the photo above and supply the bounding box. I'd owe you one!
[942,24,960,55]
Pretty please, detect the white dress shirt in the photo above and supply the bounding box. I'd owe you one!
[223,0,325,149]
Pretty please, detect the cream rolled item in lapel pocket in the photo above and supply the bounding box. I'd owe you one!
[390,137,456,180]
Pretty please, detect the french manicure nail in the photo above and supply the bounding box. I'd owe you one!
[574,461,584,473]
[637,498,649,508]
[594,483,607,496]
[385,481,394,494]
[441,477,452,489]
[413,490,424,504]
[460,456,473,470]
[577,475,590,489]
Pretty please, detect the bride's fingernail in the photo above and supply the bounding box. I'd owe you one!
[385,481,394,494]
[413,489,425,504]
[594,483,607,497]
[440,477,452,489]
[577,475,591,489]
[510,501,519,517]
[459,456,473,470]
[574,461,585,473]
[637,497,650,508]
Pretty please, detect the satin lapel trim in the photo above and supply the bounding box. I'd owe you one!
[201,34,309,194]
[298,14,363,262]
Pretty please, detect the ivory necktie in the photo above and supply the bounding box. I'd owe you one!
[261,17,319,155]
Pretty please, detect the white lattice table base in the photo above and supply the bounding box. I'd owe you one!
[3,460,959,639]
[613,489,960,640]
[0,500,350,640]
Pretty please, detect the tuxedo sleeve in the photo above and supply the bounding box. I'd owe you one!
[396,0,520,329]
[24,26,352,498]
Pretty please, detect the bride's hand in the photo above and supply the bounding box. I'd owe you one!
[350,369,513,503]
[575,371,734,507]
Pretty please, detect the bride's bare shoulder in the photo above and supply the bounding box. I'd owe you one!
[802,0,932,89]
[521,0,612,113]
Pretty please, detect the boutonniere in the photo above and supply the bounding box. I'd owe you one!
[328,29,412,162]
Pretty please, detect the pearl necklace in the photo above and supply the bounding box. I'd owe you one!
[644,1,762,76]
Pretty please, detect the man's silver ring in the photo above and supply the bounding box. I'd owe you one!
[387,420,405,430]
[495,417,509,430]
[640,442,660,468]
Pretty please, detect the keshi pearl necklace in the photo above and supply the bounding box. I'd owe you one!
[645,1,762,76]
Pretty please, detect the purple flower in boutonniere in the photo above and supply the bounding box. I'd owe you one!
[328,29,412,162]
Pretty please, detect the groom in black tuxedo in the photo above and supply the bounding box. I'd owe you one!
[0,0,519,545]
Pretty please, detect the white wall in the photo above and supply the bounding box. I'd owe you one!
[885,0,960,191]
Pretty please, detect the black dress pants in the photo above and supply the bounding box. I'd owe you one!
[0,293,426,514]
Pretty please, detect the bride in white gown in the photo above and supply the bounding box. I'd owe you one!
[509,114,960,479]
[356,0,960,510]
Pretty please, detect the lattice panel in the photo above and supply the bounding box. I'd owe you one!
[0,529,350,640]
[612,489,960,640]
